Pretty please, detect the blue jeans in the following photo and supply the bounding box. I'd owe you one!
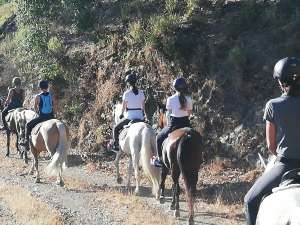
[244,161,295,225]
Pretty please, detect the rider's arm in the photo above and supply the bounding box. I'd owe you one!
[4,89,13,106]
[34,95,40,114]
[121,100,127,115]
[266,121,277,155]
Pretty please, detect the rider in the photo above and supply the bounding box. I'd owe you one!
[111,70,145,153]
[1,77,25,131]
[151,77,193,167]
[244,57,300,225]
[24,80,56,149]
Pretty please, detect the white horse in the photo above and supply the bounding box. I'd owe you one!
[112,103,160,199]
[256,155,300,225]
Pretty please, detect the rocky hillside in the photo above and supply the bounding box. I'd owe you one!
[1,0,300,166]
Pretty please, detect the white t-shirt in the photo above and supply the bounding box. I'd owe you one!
[123,89,145,120]
[166,93,192,117]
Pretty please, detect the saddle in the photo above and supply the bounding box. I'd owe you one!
[119,119,144,142]
[280,169,300,187]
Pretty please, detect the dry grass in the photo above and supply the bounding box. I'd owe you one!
[95,188,179,225]
[0,2,15,26]
[0,184,64,225]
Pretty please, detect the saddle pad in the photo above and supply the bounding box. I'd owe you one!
[31,123,43,136]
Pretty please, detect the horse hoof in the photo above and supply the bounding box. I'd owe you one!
[117,177,123,184]
[170,204,175,210]
[174,210,180,218]
[24,157,28,164]
[35,178,41,183]
[159,196,165,204]
[187,218,194,225]
[56,180,64,187]
[5,153,9,157]
[134,190,140,196]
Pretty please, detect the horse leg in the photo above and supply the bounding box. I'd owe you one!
[126,156,133,192]
[170,164,181,218]
[114,151,123,184]
[16,133,21,156]
[32,147,40,183]
[132,154,140,195]
[56,165,64,187]
[159,165,168,204]
[186,172,198,225]
[6,131,10,157]
[28,157,35,175]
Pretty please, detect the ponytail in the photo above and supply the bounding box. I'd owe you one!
[178,91,187,110]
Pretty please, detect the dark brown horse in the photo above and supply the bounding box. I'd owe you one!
[158,111,203,225]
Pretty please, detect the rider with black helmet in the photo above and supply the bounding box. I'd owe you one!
[1,77,25,131]
[151,77,193,167]
[111,70,145,153]
[244,57,300,225]
[24,80,56,150]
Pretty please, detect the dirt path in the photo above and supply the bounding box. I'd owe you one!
[0,139,245,225]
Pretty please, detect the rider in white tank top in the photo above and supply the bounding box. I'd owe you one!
[123,89,145,120]
[166,93,192,117]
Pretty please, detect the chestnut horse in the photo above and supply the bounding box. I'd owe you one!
[158,110,203,225]
[17,110,70,185]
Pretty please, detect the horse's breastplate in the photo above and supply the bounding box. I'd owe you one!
[31,123,43,136]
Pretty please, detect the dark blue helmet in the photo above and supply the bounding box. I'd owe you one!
[125,70,137,85]
[39,80,49,89]
[173,77,187,91]
[273,57,300,84]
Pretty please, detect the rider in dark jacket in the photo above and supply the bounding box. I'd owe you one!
[1,77,25,130]
[24,80,56,150]
[244,57,300,225]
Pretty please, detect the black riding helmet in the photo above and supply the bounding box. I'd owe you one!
[173,77,187,92]
[125,70,137,85]
[273,57,300,85]
[39,80,49,90]
[12,77,21,86]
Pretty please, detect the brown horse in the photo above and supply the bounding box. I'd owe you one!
[158,111,203,225]
[18,110,70,185]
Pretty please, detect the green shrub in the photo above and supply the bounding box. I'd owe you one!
[128,21,144,44]
[186,0,199,17]
[165,0,178,14]
[48,36,64,56]
[147,14,180,45]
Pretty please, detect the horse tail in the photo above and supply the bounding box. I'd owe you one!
[177,129,202,214]
[45,121,69,176]
[140,125,161,197]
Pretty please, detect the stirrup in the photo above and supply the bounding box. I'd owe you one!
[151,157,162,168]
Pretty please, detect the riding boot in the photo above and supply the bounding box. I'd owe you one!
[151,156,162,168]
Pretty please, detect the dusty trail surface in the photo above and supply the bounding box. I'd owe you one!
[0,136,245,225]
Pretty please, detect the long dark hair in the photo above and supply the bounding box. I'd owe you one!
[178,88,187,110]
[130,83,139,95]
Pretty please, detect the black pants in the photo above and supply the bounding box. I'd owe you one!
[156,116,190,158]
[244,159,297,225]
[25,113,54,140]
[113,118,131,147]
